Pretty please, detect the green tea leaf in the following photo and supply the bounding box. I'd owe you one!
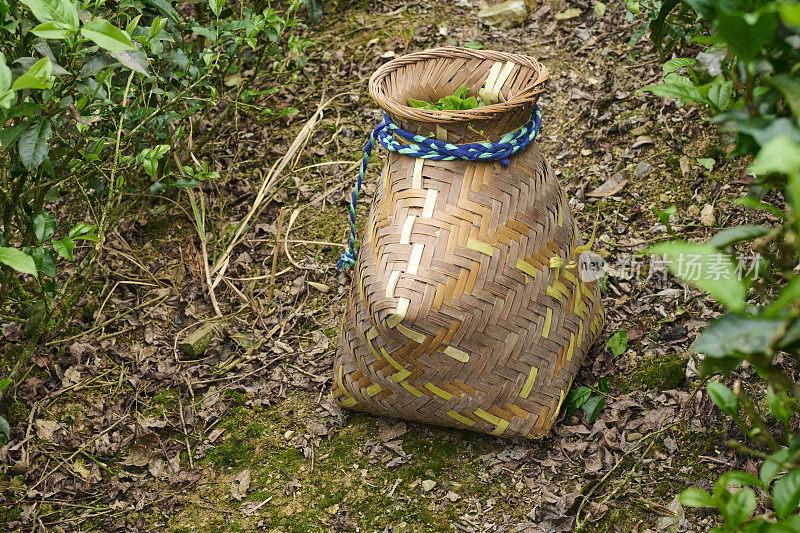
[0,416,9,442]
[707,225,770,249]
[761,448,793,486]
[30,247,55,277]
[581,395,605,422]
[706,79,732,111]
[733,196,784,218]
[679,488,714,507]
[706,381,738,417]
[18,118,52,170]
[209,0,225,17]
[771,73,800,120]
[81,18,136,51]
[0,247,37,275]
[779,1,800,27]
[11,57,53,91]
[717,11,778,62]
[31,20,73,39]
[68,222,97,239]
[640,82,707,104]
[109,49,150,75]
[773,469,800,518]
[34,211,56,242]
[407,86,484,111]
[716,470,762,489]
[692,313,784,358]
[0,53,13,109]
[52,238,74,259]
[722,487,755,525]
[608,330,628,357]
[644,241,746,311]
[191,25,217,42]
[767,386,792,427]
[748,135,800,176]
[565,386,591,415]
[19,0,79,28]
[663,57,696,74]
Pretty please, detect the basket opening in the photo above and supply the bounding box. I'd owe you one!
[375,54,546,117]
[370,48,548,142]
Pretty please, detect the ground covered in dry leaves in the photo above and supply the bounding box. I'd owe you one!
[0,0,779,531]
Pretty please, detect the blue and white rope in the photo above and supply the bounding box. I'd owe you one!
[337,105,542,271]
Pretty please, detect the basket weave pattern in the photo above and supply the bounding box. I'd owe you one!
[333,48,605,438]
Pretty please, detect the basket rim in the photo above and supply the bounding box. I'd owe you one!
[368,46,549,124]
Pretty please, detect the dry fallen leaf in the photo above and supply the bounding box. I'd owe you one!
[62,366,81,388]
[121,432,161,467]
[34,419,62,442]
[378,419,407,442]
[588,173,627,198]
[230,468,251,501]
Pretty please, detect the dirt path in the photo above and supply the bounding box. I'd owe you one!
[1,1,769,531]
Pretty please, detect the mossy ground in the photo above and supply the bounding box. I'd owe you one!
[615,352,689,393]
[167,393,512,532]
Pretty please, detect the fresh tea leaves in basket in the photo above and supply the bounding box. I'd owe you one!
[408,86,485,111]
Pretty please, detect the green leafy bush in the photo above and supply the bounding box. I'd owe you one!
[0,0,310,431]
[634,0,800,529]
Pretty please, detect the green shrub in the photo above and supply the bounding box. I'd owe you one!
[0,0,310,437]
[632,0,800,530]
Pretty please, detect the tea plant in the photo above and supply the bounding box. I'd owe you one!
[0,0,311,423]
[633,0,800,529]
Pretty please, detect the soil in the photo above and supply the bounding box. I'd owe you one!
[0,0,777,532]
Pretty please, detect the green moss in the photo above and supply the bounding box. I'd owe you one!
[4,400,29,425]
[142,213,172,242]
[223,390,252,406]
[59,402,86,424]
[151,389,178,413]
[207,519,245,532]
[617,352,687,392]
[664,155,680,173]
[595,507,639,532]
[0,504,22,523]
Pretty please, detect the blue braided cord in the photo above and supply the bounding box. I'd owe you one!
[337,105,542,271]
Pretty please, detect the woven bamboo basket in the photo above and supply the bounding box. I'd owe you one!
[333,47,605,439]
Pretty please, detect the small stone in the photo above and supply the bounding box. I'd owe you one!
[659,193,670,203]
[477,0,528,28]
[177,323,217,358]
[284,430,295,440]
[445,491,459,501]
[687,205,700,218]
[700,204,715,227]
[634,161,654,179]
[421,479,436,492]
